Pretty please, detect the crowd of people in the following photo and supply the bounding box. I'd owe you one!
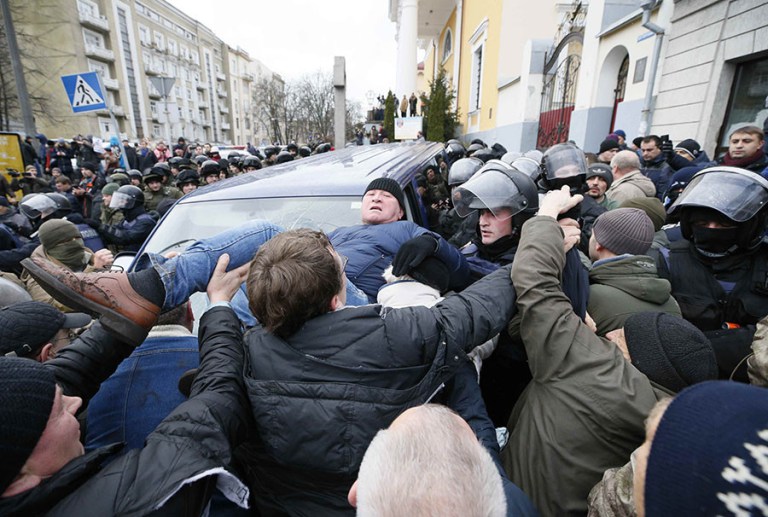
[0,122,768,516]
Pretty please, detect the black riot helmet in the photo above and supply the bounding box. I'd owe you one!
[299,146,312,158]
[466,143,485,156]
[276,151,294,164]
[448,157,484,187]
[168,156,184,168]
[144,162,170,182]
[109,185,144,210]
[264,146,280,159]
[511,157,542,182]
[445,141,466,164]
[669,167,768,256]
[470,147,495,164]
[242,155,262,171]
[176,168,200,187]
[539,143,587,192]
[200,160,220,178]
[286,143,299,154]
[20,193,71,222]
[452,161,539,227]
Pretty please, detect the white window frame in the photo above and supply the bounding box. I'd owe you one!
[82,28,105,48]
[154,31,165,51]
[167,38,177,56]
[77,0,98,17]
[442,28,453,64]
[138,25,151,46]
[468,19,488,114]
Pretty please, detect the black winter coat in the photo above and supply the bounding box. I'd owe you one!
[0,307,251,516]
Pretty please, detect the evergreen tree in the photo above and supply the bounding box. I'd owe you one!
[422,68,459,142]
[384,91,396,141]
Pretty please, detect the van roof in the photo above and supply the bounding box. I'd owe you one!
[178,141,443,203]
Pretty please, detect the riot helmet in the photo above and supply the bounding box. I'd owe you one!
[452,161,539,222]
[168,156,184,168]
[448,157,484,187]
[512,157,542,182]
[276,150,294,164]
[445,141,466,165]
[466,143,485,156]
[669,167,768,256]
[193,155,208,166]
[242,155,262,171]
[109,185,144,210]
[264,146,280,158]
[500,151,523,165]
[144,163,170,183]
[20,193,70,221]
[299,146,312,158]
[315,143,331,154]
[200,160,220,177]
[286,143,299,154]
[471,147,495,163]
[128,169,142,179]
[539,143,587,192]
[176,168,200,186]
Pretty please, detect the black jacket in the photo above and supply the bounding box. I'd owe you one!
[238,266,517,515]
[98,212,156,252]
[0,307,251,516]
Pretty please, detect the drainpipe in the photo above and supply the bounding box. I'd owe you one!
[638,0,665,137]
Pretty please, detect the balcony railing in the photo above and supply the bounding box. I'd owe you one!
[219,105,229,114]
[102,77,119,90]
[78,11,109,31]
[85,44,115,61]
[243,72,255,82]
[221,122,231,130]
[143,61,163,75]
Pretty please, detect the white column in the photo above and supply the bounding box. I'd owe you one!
[395,0,418,98]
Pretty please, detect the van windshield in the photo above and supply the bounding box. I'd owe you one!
[144,196,363,255]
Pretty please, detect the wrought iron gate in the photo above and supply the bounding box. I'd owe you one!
[537,53,581,149]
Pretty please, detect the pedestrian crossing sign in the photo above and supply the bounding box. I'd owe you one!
[61,72,107,113]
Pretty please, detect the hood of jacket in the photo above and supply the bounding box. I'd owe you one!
[589,255,673,305]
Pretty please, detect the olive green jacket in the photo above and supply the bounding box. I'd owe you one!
[588,255,682,336]
[502,216,668,517]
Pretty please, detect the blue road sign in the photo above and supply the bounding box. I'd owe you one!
[61,72,107,113]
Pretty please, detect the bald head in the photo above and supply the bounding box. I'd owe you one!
[610,150,642,179]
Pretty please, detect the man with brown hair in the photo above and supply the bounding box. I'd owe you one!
[718,125,767,173]
[23,219,523,515]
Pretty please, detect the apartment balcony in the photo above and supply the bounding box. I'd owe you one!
[111,105,126,116]
[219,105,229,114]
[221,122,231,130]
[148,87,162,99]
[243,72,255,82]
[78,11,110,32]
[202,118,211,127]
[85,44,115,62]
[195,82,208,90]
[102,76,119,90]
[192,116,202,125]
[216,72,226,81]
[144,61,163,75]
[199,104,209,110]
[151,112,160,121]
[216,89,227,98]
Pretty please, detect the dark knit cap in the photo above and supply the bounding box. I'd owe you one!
[614,129,626,139]
[673,138,701,160]
[624,312,717,392]
[0,357,57,493]
[619,197,667,231]
[409,257,450,294]
[587,163,613,188]
[364,177,406,212]
[38,219,82,250]
[592,208,654,255]
[0,302,91,358]
[599,139,620,154]
[666,166,702,194]
[102,182,120,196]
[645,381,768,515]
[80,162,97,172]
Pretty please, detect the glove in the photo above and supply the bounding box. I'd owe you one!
[392,234,439,276]
[85,218,101,229]
[661,138,674,161]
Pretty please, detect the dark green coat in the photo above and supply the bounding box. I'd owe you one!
[588,255,682,336]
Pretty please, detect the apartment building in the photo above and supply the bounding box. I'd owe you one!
[5,0,275,144]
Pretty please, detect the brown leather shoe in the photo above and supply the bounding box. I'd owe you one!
[21,257,160,344]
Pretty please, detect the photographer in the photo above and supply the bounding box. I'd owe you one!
[10,166,52,196]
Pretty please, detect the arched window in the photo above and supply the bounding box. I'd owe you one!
[442,29,452,62]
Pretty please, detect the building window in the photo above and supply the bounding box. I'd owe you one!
[168,39,177,56]
[720,55,768,151]
[139,25,150,46]
[88,59,109,77]
[150,101,158,115]
[98,117,112,135]
[468,19,488,114]
[442,29,452,63]
[77,0,98,17]
[154,31,165,51]
[83,29,105,48]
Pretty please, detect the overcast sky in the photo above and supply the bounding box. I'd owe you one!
[167,0,398,108]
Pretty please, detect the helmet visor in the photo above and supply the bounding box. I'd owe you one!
[20,195,56,220]
[448,158,483,186]
[109,191,136,210]
[453,170,530,220]
[670,169,768,222]
[512,157,542,181]
[543,144,587,180]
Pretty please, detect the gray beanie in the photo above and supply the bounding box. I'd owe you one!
[624,312,718,392]
[0,358,57,493]
[592,208,654,255]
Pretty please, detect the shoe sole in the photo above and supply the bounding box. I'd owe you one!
[21,258,148,344]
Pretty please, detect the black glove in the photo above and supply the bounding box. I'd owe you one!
[85,218,101,230]
[392,234,438,276]
[661,138,674,162]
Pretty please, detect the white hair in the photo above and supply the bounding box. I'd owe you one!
[356,404,507,517]
[610,150,641,174]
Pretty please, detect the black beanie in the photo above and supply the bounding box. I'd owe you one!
[364,177,406,213]
[624,312,718,392]
[0,358,57,493]
[599,139,620,155]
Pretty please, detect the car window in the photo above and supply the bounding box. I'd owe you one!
[144,196,363,255]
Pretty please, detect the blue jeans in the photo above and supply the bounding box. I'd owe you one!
[135,220,369,324]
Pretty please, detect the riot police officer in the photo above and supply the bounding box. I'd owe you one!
[142,163,182,212]
[89,185,156,253]
[656,166,768,380]
[437,157,484,246]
